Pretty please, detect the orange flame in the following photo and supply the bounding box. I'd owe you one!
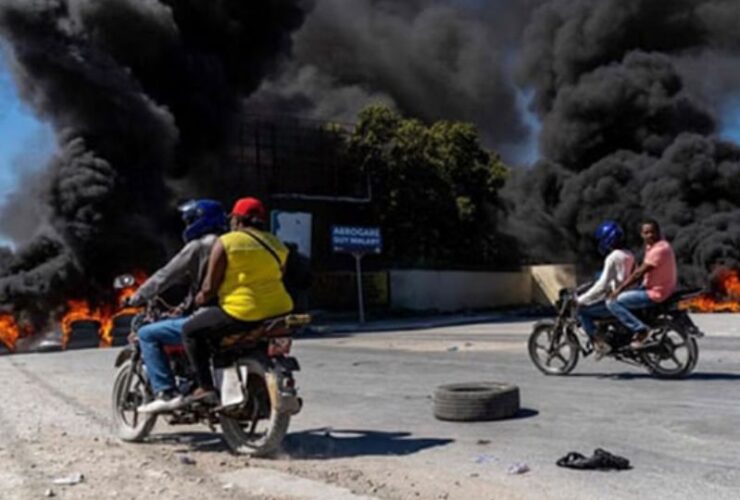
[60,271,148,348]
[0,314,21,352]
[682,269,740,313]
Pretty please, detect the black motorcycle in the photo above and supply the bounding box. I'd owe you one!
[528,287,704,379]
[110,274,308,457]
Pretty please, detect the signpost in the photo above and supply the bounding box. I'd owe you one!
[331,226,382,323]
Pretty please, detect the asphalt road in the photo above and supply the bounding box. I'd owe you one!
[1,314,739,499]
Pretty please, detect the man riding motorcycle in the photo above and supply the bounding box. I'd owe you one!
[575,221,635,357]
[182,197,294,405]
[608,219,678,349]
[127,199,228,413]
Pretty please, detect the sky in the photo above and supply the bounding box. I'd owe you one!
[0,50,55,247]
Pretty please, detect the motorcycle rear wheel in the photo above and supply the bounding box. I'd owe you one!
[219,371,291,457]
[528,320,579,376]
[641,321,698,379]
[112,360,157,442]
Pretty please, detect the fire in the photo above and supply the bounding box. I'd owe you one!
[0,314,21,352]
[682,269,740,313]
[60,271,147,348]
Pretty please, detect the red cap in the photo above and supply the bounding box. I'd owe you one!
[231,197,266,221]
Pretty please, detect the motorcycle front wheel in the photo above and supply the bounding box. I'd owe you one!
[111,360,157,442]
[219,371,291,457]
[528,320,580,376]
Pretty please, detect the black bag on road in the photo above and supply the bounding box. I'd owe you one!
[556,448,631,471]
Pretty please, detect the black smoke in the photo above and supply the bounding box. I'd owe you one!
[245,0,540,161]
[0,0,306,321]
[506,0,740,285]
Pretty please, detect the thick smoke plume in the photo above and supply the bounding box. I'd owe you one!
[506,0,740,285]
[0,0,305,323]
[246,0,539,161]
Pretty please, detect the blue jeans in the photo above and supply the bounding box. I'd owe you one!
[606,289,654,334]
[577,301,611,337]
[138,317,188,394]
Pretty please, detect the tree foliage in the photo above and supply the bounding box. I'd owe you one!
[345,105,517,268]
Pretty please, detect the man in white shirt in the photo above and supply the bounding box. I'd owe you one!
[575,221,635,357]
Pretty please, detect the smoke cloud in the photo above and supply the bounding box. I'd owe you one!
[506,0,740,285]
[0,0,306,321]
[246,0,539,161]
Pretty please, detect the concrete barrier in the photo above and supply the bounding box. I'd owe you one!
[389,270,532,312]
[312,265,576,312]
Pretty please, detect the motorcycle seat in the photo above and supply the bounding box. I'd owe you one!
[218,314,312,350]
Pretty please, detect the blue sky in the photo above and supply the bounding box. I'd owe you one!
[0,50,55,246]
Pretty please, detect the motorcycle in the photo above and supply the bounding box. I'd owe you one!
[528,287,704,379]
[110,274,308,457]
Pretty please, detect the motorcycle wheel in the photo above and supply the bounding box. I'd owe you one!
[111,360,157,442]
[641,321,698,379]
[219,371,291,457]
[528,320,579,376]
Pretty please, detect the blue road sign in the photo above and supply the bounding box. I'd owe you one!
[331,226,382,254]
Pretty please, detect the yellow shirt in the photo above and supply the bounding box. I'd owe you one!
[218,230,294,321]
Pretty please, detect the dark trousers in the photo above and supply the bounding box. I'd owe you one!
[182,306,258,390]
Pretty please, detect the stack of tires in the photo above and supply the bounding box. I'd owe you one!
[67,320,102,350]
[110,314,134,347]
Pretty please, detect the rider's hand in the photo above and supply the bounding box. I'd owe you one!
[194,291,207,308]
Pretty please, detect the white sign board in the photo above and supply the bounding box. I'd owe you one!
[271,211,313,258]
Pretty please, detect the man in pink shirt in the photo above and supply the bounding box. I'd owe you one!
[607,219,678,349]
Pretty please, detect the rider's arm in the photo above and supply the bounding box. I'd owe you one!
[577,253,615,305]
[130,241,200,305]
[196,239,226,306]
[612,262,655,298]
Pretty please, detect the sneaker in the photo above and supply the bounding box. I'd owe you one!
[138,390,183,414]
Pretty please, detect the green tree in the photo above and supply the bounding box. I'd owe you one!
[345,105,515,267]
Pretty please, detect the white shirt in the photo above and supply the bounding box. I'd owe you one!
[577,249,636,306]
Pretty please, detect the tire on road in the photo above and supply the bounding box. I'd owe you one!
[433,382,520,422]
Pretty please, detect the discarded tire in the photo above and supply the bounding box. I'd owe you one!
[433,382,520,422]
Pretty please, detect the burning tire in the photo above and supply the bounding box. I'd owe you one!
[112,360,157,442]
[433,382,520,422]
[67,320,102,350]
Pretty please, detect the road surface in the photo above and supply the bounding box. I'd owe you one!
[0,314,738,499]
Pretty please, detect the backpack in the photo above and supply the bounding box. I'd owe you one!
[243,230,313,292]
[283,249,313,291]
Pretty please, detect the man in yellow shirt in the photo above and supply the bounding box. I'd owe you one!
[182,197,294,403]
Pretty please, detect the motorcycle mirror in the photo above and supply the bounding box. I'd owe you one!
[113,274,136,290]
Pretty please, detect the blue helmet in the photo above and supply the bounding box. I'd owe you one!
[179,199,228,242]
[595,220,624,255]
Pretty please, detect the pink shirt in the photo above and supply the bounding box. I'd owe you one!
[643,240,677,302]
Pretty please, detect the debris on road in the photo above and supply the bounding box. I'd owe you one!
[446,346,459,352]
[507,463,530,475]
[44,489,55,497]
[473,454,499,465]
[52,473,85,485]
[556,449,631,471]
[476,439,491,445]
[179,456,197,466]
